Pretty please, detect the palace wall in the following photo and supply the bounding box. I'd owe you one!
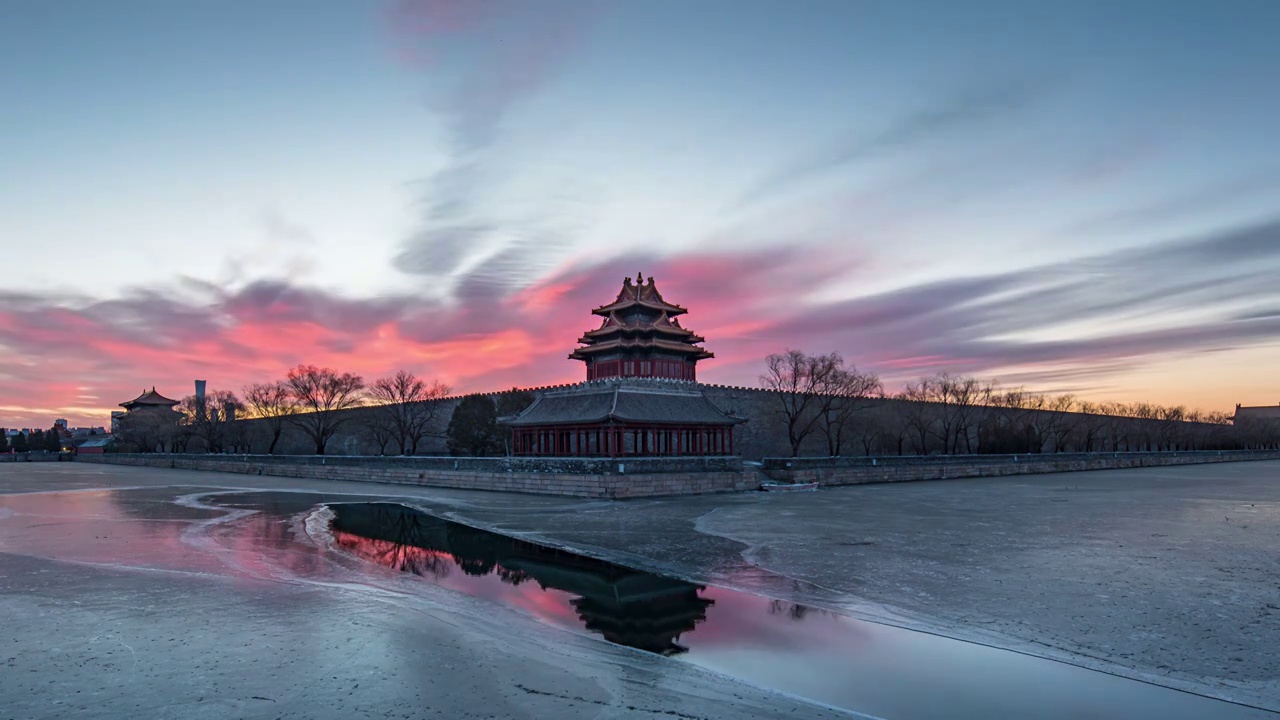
[172,382,1254,460]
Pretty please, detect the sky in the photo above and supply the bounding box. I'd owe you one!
[3,0,1280,428]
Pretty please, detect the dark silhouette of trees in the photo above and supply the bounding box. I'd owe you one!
[496,389,535,418]
[10,432,28,453]
[243,382,293,454]
[116,407,182,453]
[178,390,244,454]
[761,350,845,456]
[43,427,65,452]
[367,370,452,455]
[285,364,365,455]
[447,395,503,456]
[818,365,883,456]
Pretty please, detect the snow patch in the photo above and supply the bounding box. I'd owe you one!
[302,505,336,550]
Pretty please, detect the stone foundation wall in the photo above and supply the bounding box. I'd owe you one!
[0,452,69,463]
[75,453,754,499]
[74,449,1279,499]
[761,449,1280,486]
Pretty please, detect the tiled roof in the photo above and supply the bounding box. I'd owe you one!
[501,380,743,427]
[120,387,179,408]
[1235,404,1280,420]
[591,274,688,316]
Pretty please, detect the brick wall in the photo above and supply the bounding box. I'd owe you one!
[178,383,1250,461]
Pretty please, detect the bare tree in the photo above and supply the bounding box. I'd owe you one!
[818,366,883,456]
[941,374,990,454]
[761,350,842,456]
[897,384,937,455]
[178,389,245,454]
[361,411,397,455]
[901,373,990,454]
[1075,401,1107,452]
[243,382,294,454]
[1043,394,1080,453]
[285,364,365,455]
[367,370,452,455]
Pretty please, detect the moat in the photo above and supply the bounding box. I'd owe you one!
[3,463,1275,719]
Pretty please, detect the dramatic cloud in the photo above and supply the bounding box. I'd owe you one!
[5,212,1277,429]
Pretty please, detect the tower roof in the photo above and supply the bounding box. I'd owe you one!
[499,379,744,427]
[591,273,688,316]
[571,274,714,366]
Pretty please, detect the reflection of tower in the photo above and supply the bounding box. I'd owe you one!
[329,502,715,654]
[571,585,714,656]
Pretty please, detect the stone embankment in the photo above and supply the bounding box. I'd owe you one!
[0,452,69,463]
[761,449,1280,485]
[76,449,1280,498]
[76,454,755,499]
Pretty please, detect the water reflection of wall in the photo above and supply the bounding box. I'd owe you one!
[329,502,714,655]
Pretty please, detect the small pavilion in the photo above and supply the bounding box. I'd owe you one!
[120,387,180,413]
[501,274,742,457]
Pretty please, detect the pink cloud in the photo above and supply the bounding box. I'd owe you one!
[3,220,1277,429]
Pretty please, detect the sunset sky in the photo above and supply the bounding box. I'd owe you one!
[3,0,1280,428]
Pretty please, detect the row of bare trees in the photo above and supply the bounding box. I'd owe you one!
[240,365,450,455]
[117,365,452,455]
[762,350,1269,457]
[762,350,883,456]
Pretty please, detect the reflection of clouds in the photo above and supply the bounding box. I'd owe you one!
[686,587,870,654]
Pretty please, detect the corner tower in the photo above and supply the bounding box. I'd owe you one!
[570,273,713,381]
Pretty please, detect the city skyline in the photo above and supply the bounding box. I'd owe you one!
[3,0,1280,427]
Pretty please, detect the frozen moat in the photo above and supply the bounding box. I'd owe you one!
[2,468,1276,719]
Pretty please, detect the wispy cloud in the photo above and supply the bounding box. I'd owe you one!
[736,80,1049,207]
[1064,169,1280,235]
[388,0,599,286]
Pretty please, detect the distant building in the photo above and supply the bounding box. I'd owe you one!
[75,436,117,455]
[1235,403,1280,424]
[110,411,126,434]
[55,419,68,430]
[115,387,182,452]
[501,274,742,456]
